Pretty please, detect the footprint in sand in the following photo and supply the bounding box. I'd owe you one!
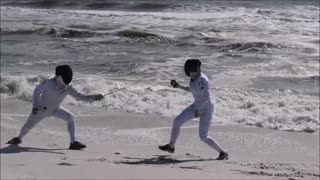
[185,153,201,158]
[60,156,67,160]
[179,166,203,170]
[57,162,75,166]
[87,158,108,162]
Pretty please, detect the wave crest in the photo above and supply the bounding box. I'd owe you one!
[209,42,286,52]
[117,29,158,38]
[1,26,97,38]
[37,27,96,38]
[117,29,174,44]
[0,75,47,101]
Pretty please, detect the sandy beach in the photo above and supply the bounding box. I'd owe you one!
[1,99,319,179]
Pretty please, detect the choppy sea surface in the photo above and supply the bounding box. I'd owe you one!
[1,0,319,133]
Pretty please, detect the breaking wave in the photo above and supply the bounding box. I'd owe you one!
[1,74,319,133]
[1,26,175,44]
[117,29,159,38]
[37,27,96,38]
[0,75,47,102]
[116,29,175,44]
[209,42,288,52]
[1,27,97,38]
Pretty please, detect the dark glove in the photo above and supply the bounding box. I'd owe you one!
[32,108,38,115]
[170,80,179,88]
[93,94,104,101]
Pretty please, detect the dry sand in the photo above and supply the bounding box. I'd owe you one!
[1,99,319,179]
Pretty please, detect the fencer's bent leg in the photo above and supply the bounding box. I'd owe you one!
[18,112,48,140]
[52,106,76,143]
[199,110,226,153]
[169,104,195,148]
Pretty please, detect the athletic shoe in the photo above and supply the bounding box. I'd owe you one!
[158,144,175,153]
[69,141,86,150]
[217,151,229,160]
[7,137,21,145]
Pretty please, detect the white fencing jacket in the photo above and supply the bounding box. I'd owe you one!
[178,73,213,111]
[32,77,96,112]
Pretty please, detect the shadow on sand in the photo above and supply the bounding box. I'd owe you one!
[0,144,66,154]
[116,155,216,165]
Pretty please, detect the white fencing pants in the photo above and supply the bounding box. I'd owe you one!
[18,106,76,143]
[169,104,226,153]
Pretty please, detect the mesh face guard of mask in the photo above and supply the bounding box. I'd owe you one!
[184,59,201,78]
[55,65,73,85]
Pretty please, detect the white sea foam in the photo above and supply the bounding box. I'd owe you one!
[1,74,319,133]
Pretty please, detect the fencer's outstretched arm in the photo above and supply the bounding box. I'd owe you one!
[171,80,190,92]
[176,84,190,92]
[69,85,103,102]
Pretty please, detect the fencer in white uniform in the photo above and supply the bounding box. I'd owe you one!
[7,65,104,150]
[159,59,229,160]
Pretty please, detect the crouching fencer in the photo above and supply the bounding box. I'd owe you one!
[7,65,104,150]
[159,59,229,160]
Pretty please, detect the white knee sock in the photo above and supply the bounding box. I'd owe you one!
[67,121,76,143]
[169,126,180,148]
[18,128,29,140]
[18,118,40,140]
[203,136,226,153]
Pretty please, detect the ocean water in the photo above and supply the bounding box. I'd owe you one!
[0,0,319,133]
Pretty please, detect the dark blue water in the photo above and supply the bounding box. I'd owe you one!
[1,0,319,12]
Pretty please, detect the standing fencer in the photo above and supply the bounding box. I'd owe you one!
[159,59,229,160]
[7,65,104,150]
